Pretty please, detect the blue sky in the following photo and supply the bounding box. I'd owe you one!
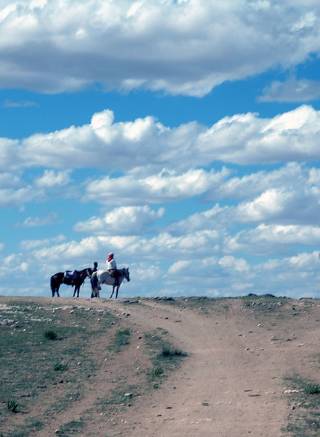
[1,0,320,298]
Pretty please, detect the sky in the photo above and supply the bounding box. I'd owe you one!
[1,0,320,298]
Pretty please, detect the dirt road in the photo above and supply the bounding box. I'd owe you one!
[103,298,295,437]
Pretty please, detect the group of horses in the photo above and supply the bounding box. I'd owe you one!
[50,267,130,299]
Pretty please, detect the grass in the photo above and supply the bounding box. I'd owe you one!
[284,375,320,436]
[241,295,287,311]
[56,419,85,436]
[111,328,131,351]
[7,400,19,413]
[44,329,58,340]
[304,384,320,395]
[53,362,68,372]
[144,330,187,386]
[159,345,188,359]
[96,385,137,413]
[0,300,116,435]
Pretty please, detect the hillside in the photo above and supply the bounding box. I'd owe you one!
[1,296,320,436]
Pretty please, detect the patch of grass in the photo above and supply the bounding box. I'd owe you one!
[97,385,137,413]
[53,362,68,372]
[111,328,131,351]
[144,330,187,387]
[0,300,116,432]
[56,419,85,436]
[149,365,164,379]
[304,384,320,395]
[44,329,58,340]
[284,375,320,436]
[159,345,188,359]
[7,399,19,413]
[241,295,286,311]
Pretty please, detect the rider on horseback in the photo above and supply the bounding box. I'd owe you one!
[106,253,120,286]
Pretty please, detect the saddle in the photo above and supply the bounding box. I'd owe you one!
[64,270,76,281]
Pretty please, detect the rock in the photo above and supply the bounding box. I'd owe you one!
[0,318,16,326]
[124,392,133,398]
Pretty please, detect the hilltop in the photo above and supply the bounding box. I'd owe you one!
[1,296,320,436]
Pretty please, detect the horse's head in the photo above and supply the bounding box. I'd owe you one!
[85,268,93,278]
[123,268,130,282]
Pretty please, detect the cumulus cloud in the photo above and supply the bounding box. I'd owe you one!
[74,205,165,234]
[84,168,229,204]
[260,78,320,102]
[1,1,320,96]
[2,105,320,173]
[34,170,71,188]
[0,186,37,206]
[225,224,320,256]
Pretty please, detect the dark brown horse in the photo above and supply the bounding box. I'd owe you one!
[50,268,93,297]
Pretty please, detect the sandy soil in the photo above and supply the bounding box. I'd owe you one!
[2,296,320,436]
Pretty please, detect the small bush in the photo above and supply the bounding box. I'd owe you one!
[150,366,164,378]
[54,362,68,372]
[44,330,58,341]
[160,345,188,358]
[7,400,19,413]
[304,383,320,395]
[114,328,131,348]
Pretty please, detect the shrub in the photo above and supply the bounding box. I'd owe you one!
[54,362,68,372]
[160,345,187,358]
[44,330,58,341]
[150,366,164,378]
[114,328,131,348]
[304,383,320,395]
[7,400,19,413]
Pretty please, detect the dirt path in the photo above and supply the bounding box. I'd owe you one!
[4,296,318,436]
[103,299,291,437]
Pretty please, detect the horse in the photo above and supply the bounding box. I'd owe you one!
[91,268,130,299]
[50,268,93,298]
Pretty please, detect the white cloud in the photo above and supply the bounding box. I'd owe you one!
[236,189,292,222]
[20,234,66,250]
[218,255,250,273]
[225,224,320,256]
[0,1,320,95]
[74,205,164,234]
[168,260,192,274]
[1,105,320,177]
[0,186,37,206]
[260,78,320,102]
[84,168,229,204]
[35,169,71,188]
[0,105,317,173]
[19,213,58,228]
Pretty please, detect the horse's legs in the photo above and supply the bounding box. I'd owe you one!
[110,286,115,299]
[73,287,76,298]
[115,285,120,299]
[76,286,80,298]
